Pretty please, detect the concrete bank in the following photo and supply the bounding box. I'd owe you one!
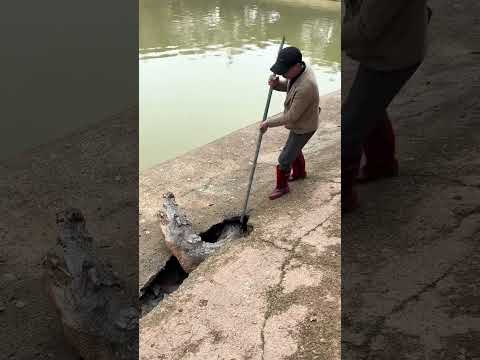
[342,0,480,358]
[139,91,341,359]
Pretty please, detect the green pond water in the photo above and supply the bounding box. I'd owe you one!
[140,0,341,171]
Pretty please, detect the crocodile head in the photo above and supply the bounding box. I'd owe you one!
[55,208,95,278]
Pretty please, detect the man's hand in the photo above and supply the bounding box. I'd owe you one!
[268,75,280,88]
[260,122,269,133]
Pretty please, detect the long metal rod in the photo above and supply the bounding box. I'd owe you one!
[240,36,285,225]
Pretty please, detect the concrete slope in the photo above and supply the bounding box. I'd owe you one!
[139,92,341,359]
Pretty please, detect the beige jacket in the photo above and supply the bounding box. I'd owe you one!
[266,65,320,134]
[342,0,429,70]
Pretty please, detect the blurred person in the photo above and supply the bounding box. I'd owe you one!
[341,1,432,212]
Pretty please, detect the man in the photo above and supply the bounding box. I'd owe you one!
[342,1,431,212]
[260,46,320,200]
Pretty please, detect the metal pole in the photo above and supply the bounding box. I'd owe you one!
[240,36,286,226]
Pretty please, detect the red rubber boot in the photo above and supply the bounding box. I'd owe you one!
[269,165,290,200]
[358,112,399,183]
[289,152,307,181]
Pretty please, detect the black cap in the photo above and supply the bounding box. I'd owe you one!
[270,47,302,75]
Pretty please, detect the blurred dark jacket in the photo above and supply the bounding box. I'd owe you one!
[342,0,429,70]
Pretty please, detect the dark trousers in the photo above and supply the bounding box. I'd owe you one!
[278,130,315,172]
[341,63,420,168]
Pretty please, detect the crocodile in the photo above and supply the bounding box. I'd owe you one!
[158,192,246,273]
[43,208,138,360]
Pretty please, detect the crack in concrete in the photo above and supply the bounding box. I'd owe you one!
[360,260,460,359]
[260,316,267,360]
[259,196,338,359]
[259,238,291,252]
[345,212,480,359]
[256,189,340,254]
